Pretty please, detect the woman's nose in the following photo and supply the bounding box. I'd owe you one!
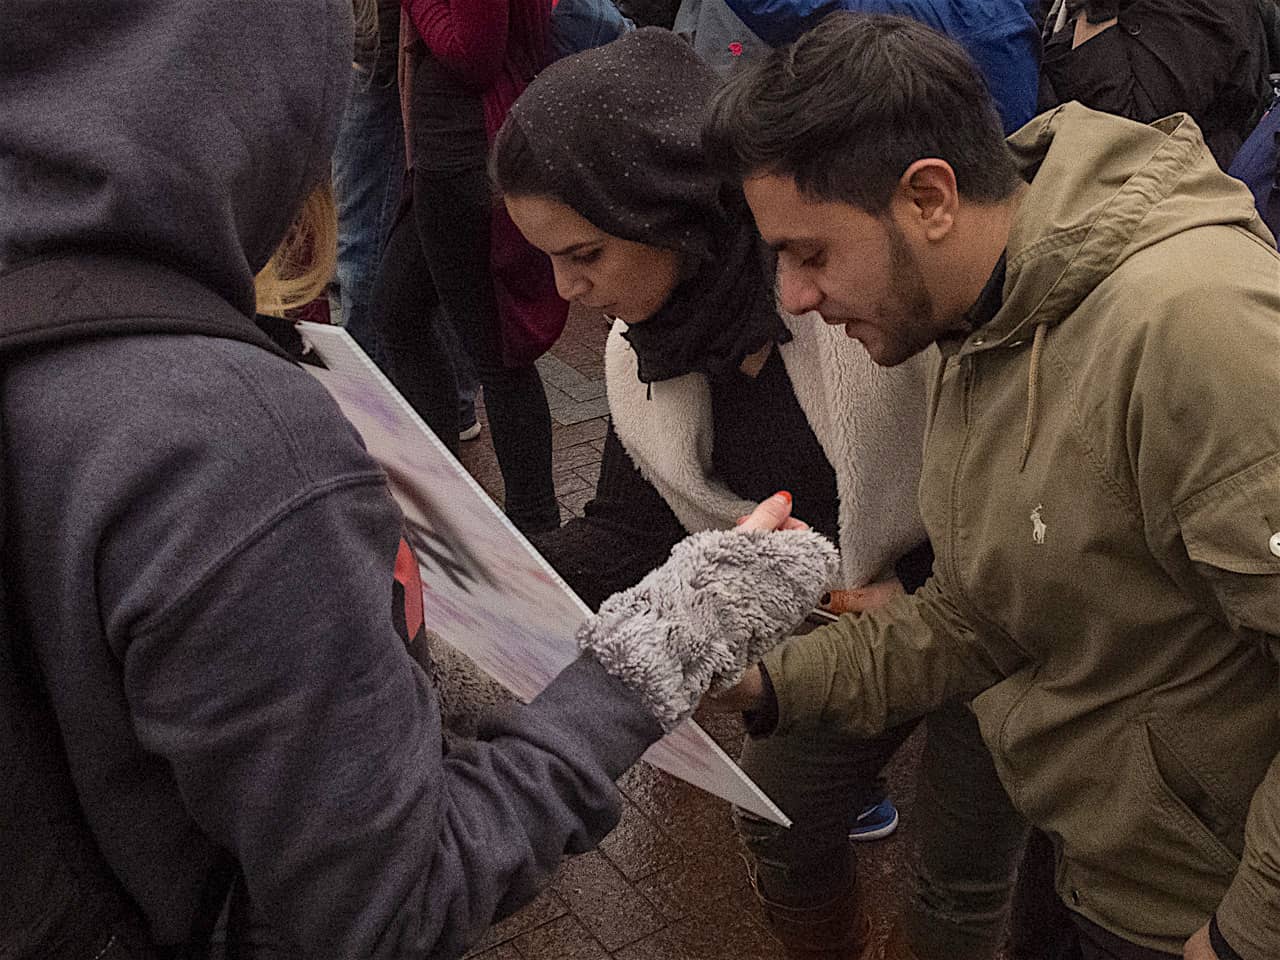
[552,262,589,302]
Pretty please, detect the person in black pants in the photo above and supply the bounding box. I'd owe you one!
[372,36,559,536]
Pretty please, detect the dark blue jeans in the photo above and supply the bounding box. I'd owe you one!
[332,67,481,423]
[332,65,404,367]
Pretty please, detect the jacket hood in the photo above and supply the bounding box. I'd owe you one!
[981,103,1271,348]
[0,0,352,317]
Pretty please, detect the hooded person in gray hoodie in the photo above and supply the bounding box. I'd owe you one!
[0,2,836,957]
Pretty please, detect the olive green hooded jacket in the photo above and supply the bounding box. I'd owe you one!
[763,103,1280,956]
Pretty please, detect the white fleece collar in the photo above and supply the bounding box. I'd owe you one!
[605,313,932,588]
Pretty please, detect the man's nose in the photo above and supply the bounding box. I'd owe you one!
[778,265,822,316]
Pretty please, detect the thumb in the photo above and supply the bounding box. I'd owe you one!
[823,578,905,614]
[738,491,793,533]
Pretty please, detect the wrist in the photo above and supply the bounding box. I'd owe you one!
[715,664,766,713]
[1210,915,1245,960]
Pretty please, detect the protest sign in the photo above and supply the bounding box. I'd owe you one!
[299,322,790,827]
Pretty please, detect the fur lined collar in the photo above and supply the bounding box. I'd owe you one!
[605,314,932,589]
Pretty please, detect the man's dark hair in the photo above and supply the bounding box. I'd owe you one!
[704,12,1022,213]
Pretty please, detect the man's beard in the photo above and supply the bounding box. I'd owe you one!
[872,219,936,366]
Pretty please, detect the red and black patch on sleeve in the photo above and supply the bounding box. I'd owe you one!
[391,536,427,653]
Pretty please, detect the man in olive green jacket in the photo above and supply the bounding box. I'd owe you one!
[705,12,1280,960]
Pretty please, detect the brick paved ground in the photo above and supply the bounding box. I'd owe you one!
[448,305,1007,960]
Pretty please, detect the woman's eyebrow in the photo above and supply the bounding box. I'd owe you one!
[548,239,601,256]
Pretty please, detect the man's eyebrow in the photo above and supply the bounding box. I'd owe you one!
[547,239,599,257]
[769,238,814,254]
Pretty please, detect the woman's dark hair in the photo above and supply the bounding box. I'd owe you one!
[703,12,1022,213]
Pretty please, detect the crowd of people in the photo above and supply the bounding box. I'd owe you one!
[2,1,1279,960]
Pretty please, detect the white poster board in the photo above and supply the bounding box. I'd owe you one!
[299,323,789,827]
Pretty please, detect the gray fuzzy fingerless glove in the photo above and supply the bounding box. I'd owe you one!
[577,528,839,732]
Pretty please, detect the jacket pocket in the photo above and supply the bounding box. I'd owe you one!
[1176,453,1280,632]
[1143,717,1245,858]
[1048,717,1238,944]
[1138,718,1241,875]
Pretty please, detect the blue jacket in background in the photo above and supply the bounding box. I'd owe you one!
[723,0,1041,133]
[551,0,636,59]
[1228,103,1280,246]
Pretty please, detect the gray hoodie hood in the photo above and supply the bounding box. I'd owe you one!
[0,0,352,317]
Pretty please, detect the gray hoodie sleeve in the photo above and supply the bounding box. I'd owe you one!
[121,472,661,959]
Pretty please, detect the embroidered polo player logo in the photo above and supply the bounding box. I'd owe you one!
[1030,504,1047,545]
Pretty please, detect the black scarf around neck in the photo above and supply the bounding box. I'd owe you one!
[621,205,790,384]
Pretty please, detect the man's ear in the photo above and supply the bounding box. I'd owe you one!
[893,158,959,243]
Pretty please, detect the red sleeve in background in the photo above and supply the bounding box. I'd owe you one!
[402,0,510,90]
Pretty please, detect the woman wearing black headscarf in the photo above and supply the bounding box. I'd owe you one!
[495,28,930,609]
[492,28,1033,960]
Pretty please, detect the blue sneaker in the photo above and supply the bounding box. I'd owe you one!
[848,796,899,842]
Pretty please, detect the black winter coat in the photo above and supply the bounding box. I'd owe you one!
[1038,0,1270,167]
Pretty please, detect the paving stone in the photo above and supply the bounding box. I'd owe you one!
[556,353,605,376]
[598,800,684,882]
[633,840,751,923]
[572,463,601,489]
[690,708,747,756]
[553,442,605,471]
[513,914,609,960]
[655,897,781,960]
[618,764,737,849]
[552,418,608,449]
[537,355,607,403]
[558,485,595,518]
[562,300,612,328]
[457,443,504,498]
[550,349,605,377]
[468,888,568,953]
[571,361,606,382]
[544,381,576,409]
[560,378,606,403]
[608,926,691,960]
[553,470,592,497]
[536,353,589,388]
[552,396,612,426]
[475,479,505,504]
[552,851,666,951]
[464,944,522,960]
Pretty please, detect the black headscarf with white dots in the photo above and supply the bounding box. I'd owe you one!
[504,27,789,383]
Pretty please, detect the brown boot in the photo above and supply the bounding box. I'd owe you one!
[754,880,872,959]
